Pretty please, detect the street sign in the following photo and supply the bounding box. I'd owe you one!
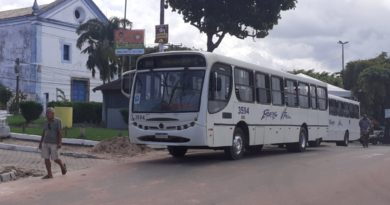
[114,29,145,55]
[155,24,169,44]
[385,109,390,119]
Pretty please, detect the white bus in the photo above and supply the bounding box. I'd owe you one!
[326,94,360,146]
[124,51,329,159]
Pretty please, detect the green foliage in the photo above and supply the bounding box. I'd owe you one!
[120,108,129,124]
[344,52,390,123]
[165,0,297,52]
[72,102,102,124]
[0,84,12,109]
[290,69,343,87]
[19,101,43,124]
[76,17,132,83]
[47,101,102,124]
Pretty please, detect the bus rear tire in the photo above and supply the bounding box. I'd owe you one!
[286,128,307,152]
[224,128,245,160]
[336,131,349,147]
[167,146,188,158]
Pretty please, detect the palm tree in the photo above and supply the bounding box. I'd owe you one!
[76,17,132,83]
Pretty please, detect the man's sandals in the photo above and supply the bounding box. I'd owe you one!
[41,164,67,179]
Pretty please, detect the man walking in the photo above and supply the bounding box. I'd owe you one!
[39,107,67,179]
[359,114,371,148]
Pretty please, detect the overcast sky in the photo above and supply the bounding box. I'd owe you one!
[2,0,390,73]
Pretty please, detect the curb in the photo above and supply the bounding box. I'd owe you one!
[0,169,17,183]
[11,133,99,146]
[0,143,99,159]
[0,143,39,153]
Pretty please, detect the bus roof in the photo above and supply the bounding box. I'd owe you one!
[138,51,328,87]
[328,94,359,105]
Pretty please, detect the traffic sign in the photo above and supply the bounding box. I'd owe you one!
[155,24,169,44]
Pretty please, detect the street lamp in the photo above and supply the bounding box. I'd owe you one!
[338,40,349,72]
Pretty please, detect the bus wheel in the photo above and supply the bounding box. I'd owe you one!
[167,146,188,158]
[287,128,307,152]
[224,128,245,160]
[336,131,349,146]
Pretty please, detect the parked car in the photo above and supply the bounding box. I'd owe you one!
[369,127,384,145]
[0,110,10,138]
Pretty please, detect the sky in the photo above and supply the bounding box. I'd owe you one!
[1,0,390,73]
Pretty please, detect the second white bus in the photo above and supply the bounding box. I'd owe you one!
[326,94,360,146]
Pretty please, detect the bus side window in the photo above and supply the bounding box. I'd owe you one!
[298,82,309,108]
[234,67,254,103]
[208,63,232,114]
[284,79,298,107]
[310,85,317,109]
[317,87,327,110]
[255,72,271,104]
[271,76,284,106]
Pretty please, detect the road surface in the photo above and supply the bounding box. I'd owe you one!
[1,142,390,205]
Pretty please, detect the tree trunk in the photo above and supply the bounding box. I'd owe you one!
[206,32,227,52]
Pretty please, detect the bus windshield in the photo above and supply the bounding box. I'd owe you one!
[132,70,205,113]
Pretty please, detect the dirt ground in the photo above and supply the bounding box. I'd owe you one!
[0,137,159,182]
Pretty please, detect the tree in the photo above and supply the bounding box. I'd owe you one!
[20,101,43,124]
[165,0,297,52]
[290,69,343,87]
[76,17,132,83]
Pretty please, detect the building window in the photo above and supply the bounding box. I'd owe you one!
[71,79,89,102]
[74,7,86,23]
[62,44,71,62]
[234,67,254,102]
[255,72,271,104]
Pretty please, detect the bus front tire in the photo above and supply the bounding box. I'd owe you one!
[286,128,307,152]
[167,146,188,158]
[224,128,246,160]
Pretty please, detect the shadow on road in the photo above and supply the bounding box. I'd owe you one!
[132,145,328,168]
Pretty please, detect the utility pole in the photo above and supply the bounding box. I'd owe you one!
[338,41,349,72]
[159,0,165,52]
[14,58,20,114]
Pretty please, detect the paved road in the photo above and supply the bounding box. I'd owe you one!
[2,142,390,205]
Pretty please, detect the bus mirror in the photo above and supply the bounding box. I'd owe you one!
[121,70,136,99]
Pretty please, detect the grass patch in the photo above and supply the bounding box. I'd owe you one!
[8,114,125,141]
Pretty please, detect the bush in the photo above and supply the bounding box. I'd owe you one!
[47,101,102,124]
[0,84,12,109]
[72,102,102,124]
[20,101,43,124]
[120,108,129,124]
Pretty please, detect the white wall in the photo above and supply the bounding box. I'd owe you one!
[39,23,102,103]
